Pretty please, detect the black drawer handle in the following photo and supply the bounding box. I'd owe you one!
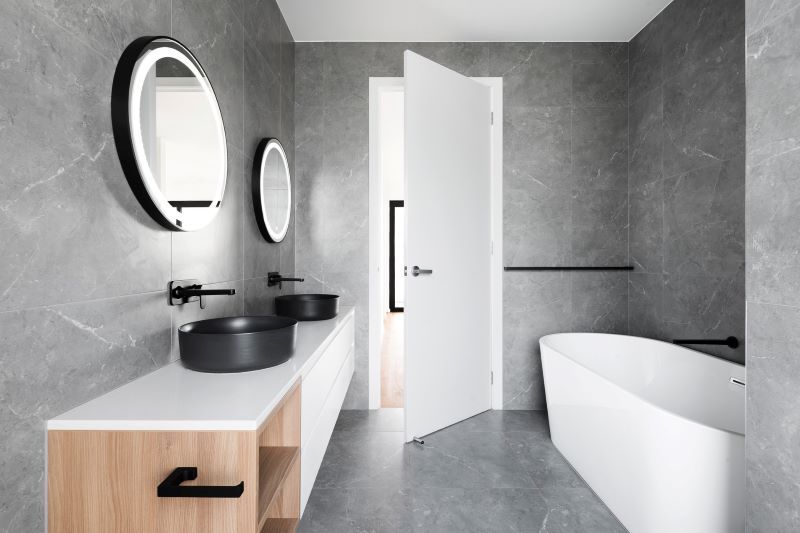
[157,467,244,498]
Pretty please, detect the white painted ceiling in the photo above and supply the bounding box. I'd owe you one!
[277,0,673,43]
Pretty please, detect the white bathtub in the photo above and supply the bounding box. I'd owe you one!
[540,333,745,533]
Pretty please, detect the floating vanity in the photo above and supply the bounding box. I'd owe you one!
[47,308,355,533]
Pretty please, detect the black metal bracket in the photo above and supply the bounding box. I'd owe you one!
[673,336,739,349]
[157,467,244,498]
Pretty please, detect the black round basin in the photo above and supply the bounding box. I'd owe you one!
[275,294,339,321]
[178,316,298,373]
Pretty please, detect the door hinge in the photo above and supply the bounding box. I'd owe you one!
[490,111,494,125]
[491,371,494,384]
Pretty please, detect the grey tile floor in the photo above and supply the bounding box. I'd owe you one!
[298,409,627,533]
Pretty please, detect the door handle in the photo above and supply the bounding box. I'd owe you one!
[411,266,433,277]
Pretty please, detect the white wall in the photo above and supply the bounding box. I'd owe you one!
[379,90,405,313]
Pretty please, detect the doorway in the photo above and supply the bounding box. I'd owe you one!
[367,71,504,424]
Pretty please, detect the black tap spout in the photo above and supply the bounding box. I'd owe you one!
[267,272,305,288]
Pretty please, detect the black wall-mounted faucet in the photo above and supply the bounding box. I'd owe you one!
[168,279,235,309]
[267,272,305,289]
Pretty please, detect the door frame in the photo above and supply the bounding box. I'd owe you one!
[368,75,503,410]
[388,200,405,313]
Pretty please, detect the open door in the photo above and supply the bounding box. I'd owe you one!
[404,51,492,442]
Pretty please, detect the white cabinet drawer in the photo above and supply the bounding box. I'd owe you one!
[301,348,354,513]
[301,316,354,448]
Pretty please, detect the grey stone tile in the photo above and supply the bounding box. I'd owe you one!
[452,410,550,434]
[505,431,585,489]
[243,40,280,154]
[313,431,407,489]
[628,273,665,339]
[629,10,664,100]
[571,42,628,108]
[746,0,800,34]
[242,277,282,315]
[170,280,244,361]
[663,159,745,278]
[334,408,405,433]
[747,6,800,168]
[295,43,324,110]
[504,181,571,267]
[747,149,800,307]
[746,301,800,532]
[628,86,664,188]
[298,487,413,533]
[661,270,745,363]
[407,428,536,489]
[0,2,171,312]
[572,107,628,191]
[570,272,628,334]
[540,488,627,533]
[662,45,745,178]
[503,272,570,409]
[504,106,572,191]
[241,0,282,77]
[172,146,244,284]
[409,487,550,532]
[571,190,628,267]
[629,179,665,274]
[323,43,380,108]
[28,0,170,61]
[483,43,572,107]
[172,0,245,151]
[0,292,170,530]
[661,0,745,82]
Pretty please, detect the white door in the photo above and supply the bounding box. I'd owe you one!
[404,51,492,442]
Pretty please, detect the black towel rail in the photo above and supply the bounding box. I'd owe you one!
[504,266,634,271]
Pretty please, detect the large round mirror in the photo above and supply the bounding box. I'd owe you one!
[252,138,291,243]
[111,37,227,231]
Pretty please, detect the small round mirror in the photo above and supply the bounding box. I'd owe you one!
[112,37,227,231]
[252,138,291,243]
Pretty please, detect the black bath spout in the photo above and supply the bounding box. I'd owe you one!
[268,272,305,289]
[673,337,739,349]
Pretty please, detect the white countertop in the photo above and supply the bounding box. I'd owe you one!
[48,307,355,431]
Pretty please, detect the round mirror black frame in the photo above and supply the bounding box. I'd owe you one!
[111,36,227,231]
[252,138,292,243]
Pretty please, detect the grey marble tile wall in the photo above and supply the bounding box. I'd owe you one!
[627,0,746,363]
[0,0,294,529]
[294,42,630,410]
[745,0,800,529]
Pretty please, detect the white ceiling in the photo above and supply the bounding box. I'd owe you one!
[277,0,674,43]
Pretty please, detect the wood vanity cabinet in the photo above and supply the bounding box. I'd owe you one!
[47,308,355,533]
[48,381,302,533]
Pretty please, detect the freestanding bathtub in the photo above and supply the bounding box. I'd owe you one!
[540,333,745,533]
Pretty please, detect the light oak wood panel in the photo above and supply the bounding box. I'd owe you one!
[258,381,301,448]
[260,517,298,533]
[257,447,299,522]
[48,430,258,533]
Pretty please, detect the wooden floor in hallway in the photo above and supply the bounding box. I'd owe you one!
[381,312,404,408]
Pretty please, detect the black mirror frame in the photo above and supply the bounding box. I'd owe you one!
[252,138,292,243]
[111,36,227,231]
